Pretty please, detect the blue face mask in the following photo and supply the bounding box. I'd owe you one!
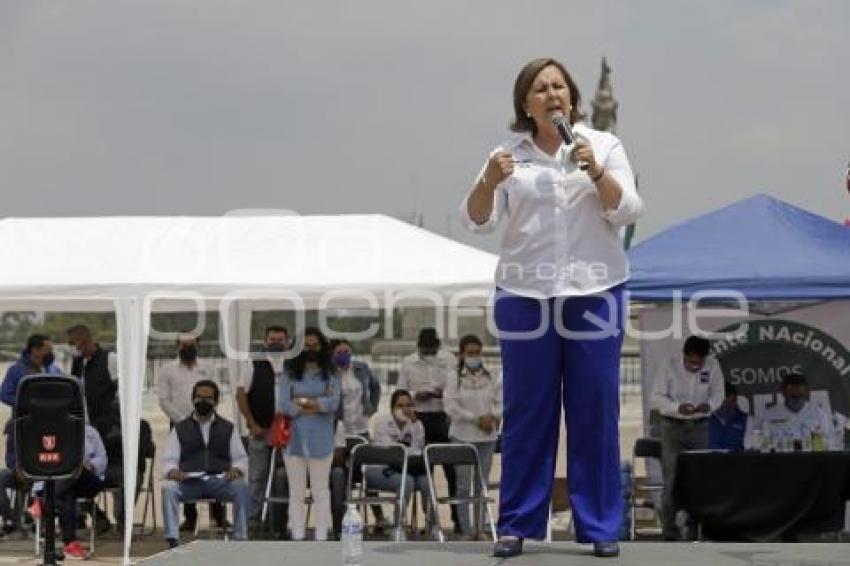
[464,357,483,370]
[785,397,805,413]
[333,352,352,367]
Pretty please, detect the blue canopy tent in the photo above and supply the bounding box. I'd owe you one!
[627,194,850,456]
[627,194,850,301]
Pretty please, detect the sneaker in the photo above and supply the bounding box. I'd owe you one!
[167,538,180,549]
[64,540,89,560]
[27,498,42,520]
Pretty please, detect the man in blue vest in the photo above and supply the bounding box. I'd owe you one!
[160,380,250,547]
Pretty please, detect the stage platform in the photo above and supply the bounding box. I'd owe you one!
[139,541,850,566]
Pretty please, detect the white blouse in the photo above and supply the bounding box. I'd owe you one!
[443,368,503,443]
[460,123,643,298]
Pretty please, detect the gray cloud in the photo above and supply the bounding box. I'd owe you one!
[1,0,848,253]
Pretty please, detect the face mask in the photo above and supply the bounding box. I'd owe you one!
[393,408,409,423]
[465,357,483,370]
[333,352,352,367]
[303,350,320,363]
[69,346,83,358]
[194,399,215,417]
[683,361,702,373]
[267,343,286,353]
[179,346,198,364]
[785,397,805,413]
[42,352,55,368]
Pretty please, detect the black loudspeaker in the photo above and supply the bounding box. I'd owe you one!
[14,374,86,480]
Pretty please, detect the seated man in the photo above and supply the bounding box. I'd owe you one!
[708,383,748,451]
[51,422,108,560]
[160,380,250,547]
[744,372,835,450]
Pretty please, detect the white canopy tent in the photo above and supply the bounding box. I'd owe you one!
[0,214,498,563]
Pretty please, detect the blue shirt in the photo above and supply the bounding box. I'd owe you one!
[84,424,108,480]
[0,351,62,407]
[278,369,341,459]
[708,407,748,451]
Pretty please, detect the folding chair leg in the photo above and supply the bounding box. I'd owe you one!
[223,502,231,541]
[261,447,278,524]
[151,474,158,534]
[395,468,407,542]
[423,464,444,543]
[34,516,40,556]
[89,504,96,554]
[476,469,498,543]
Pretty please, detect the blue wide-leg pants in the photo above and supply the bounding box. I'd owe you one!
[494,284,624,543]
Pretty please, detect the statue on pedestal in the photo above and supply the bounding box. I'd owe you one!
[591,57,618,134]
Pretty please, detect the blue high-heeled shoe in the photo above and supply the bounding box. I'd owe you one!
[593,541,620,557]
[493,537,524,558]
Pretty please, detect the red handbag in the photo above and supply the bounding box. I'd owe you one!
[266,412,292,448]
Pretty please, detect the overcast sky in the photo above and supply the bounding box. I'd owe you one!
[1,0,848,252]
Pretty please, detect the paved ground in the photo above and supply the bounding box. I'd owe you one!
[139,541,850,566]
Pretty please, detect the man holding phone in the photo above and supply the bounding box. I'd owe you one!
[397,328,459,532]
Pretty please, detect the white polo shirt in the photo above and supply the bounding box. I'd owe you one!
[459,123,643,298]
[396,349,456,413]
[650,355,724,421]
[744,400,835,449]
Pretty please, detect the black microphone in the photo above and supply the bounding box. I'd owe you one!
[550,111,588,170]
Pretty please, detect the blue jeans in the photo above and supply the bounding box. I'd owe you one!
[0,469,17,527]
[364,466,434,528]
[451,440,496,534]
[161,477,251,540]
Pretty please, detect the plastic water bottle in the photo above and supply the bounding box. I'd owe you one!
[341,504,363,565]
[812,425,825,452]
[751,426,764,452]
[800,424,812,452]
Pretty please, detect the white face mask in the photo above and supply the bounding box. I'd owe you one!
[392,408,409,424]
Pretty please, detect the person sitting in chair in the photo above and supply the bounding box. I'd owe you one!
[367,389,437,540]
[160,380,250,548]
[708,383,748,451]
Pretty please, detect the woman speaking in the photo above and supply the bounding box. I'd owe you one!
[459,57,643,558]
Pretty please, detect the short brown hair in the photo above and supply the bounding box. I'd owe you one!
[511,58,584,135]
